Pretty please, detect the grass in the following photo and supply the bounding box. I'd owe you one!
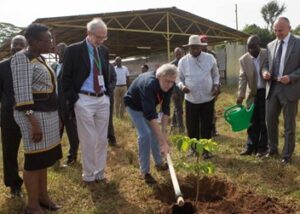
[1,85,300,213]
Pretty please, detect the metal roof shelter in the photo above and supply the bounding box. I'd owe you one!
[0,7,248,60]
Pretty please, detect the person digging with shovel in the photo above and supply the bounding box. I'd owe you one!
[124,64,177,184]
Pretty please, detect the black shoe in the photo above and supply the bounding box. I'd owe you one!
[140,173,157,184]
[62,158,76,167]
[39,201,62,211]
[10,187,23,198]
[155,163,168,171]
[281,157,291,165]
[202,151,213,160]
[256,150,268,158]
[240,149,253,156]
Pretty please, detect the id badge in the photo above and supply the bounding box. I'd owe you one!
[98,75,105,86]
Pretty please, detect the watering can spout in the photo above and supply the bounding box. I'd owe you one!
[224,104,255,132]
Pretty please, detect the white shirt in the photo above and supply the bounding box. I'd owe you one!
[115,65,129,85]
[276,32,291,77]
[251,53,265,89]
[178,52,220,104]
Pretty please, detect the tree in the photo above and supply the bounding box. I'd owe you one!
[261,0,286,32]
[242,24,274,48]
[293,25,300,36]
[0,22,22,45]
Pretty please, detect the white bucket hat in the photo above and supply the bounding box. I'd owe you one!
[183,35,208,47]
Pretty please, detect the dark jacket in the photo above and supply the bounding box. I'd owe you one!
[0,58,14,112]
[61,40,110,105]
[124,71,173,121]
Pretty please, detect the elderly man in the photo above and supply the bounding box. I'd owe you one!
[114,56,129,118]
[52,43,79,166]
[124,64,177,184]
[237,35,268,157]
[262,17,300,164]
[62,18,110,183]
[178,35,220,159]
[0,35,26,198]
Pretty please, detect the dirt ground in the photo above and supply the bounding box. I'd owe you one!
[155,175,297,214]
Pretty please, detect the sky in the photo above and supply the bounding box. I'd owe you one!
[0,0,298,30]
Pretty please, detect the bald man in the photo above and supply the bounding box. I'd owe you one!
[0,35,27,197]
[237,35,268,157]
[262,17,300,164]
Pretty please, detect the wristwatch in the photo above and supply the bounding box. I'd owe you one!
[24,110,34,116]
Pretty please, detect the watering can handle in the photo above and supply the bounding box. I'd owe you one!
[247,103,255,112]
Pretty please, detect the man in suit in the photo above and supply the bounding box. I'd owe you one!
[62,18,110,183]
[262,17,300,164]
[0,35,26,197]
[52,43,79,166]
[237,35,268,157]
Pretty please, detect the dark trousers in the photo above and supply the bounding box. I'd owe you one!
[59,107,79,161]
[171,86,184,131]
[185,99,214,140]
[108,93,116,141]
[246,89,268,152]
[1,110,23,189]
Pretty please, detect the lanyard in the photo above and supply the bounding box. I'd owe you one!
[88,48,102,73]
[156,93,163,105]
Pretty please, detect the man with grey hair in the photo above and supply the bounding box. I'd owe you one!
[124,64,177,184]
[0,35,27,197]
[62,18,110,184]
[262,17,300,164]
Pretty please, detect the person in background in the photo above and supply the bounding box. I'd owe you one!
[237,35,268,157]
[52,42,79,166]
[262,17,300,164]
[108,63,117,146]
[170,47,185,134]
[62,18,110,184]
[141,64,149,73]
[199,35,219,136]
[178,35,220,159]
[114,56,129,118]
[11,23,62,214]
[0,35,26,198]
[124,64,177,184]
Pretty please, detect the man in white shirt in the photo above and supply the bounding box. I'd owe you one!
[237,35,268,157]
[114,56,129,118]
[178,35,220,159]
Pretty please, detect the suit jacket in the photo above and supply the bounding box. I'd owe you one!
[0,58,15,112]
[237,49,267,107]
[263,34,300,100]
[61,40,110,106]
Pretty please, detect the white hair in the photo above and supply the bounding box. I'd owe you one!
[155,64,178,78]
[11,35,27,47]
[87,17,107,33]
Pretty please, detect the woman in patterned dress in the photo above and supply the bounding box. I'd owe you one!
[11,23,62,214]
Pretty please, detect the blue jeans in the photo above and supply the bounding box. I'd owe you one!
[126,107,163,174]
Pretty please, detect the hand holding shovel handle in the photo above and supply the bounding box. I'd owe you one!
[166,153,185,207]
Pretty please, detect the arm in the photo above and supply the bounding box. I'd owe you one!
[149,118,169,156]
[237,59,247,104]
[211,57,220,96]
[177,59,190,93]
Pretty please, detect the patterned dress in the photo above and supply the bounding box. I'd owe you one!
[11,51,62,170]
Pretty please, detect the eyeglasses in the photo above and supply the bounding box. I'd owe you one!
[92,33,108,41]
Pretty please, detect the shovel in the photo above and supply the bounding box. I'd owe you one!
[166,153,185,206]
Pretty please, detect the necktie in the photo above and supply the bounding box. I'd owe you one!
[272,40,284,78]
[93,47,101,94]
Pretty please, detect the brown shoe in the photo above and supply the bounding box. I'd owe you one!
[140,173,157,184]
[155,163,168,171]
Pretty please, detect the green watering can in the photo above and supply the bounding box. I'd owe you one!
[224,104,255,132]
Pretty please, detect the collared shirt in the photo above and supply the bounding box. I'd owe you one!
[251,53,265,89]
[115,65,129,86]
[80,38,106,93]
[276,32,291,77]
[178,52,220,104]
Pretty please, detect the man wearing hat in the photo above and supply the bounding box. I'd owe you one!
[178,35,220,159]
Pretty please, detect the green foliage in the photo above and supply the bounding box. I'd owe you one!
[293,25,300,36]
[171,135,217,175]
[0,22,22,45]
[261,0,286,32]
[242,24,274,48]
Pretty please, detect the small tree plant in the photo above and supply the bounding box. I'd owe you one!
[171,135,217,202]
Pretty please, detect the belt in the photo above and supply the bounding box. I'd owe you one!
[116,84,126,87]
[79,90,104,97]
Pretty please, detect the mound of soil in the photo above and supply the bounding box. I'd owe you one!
[155,175,296,214]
